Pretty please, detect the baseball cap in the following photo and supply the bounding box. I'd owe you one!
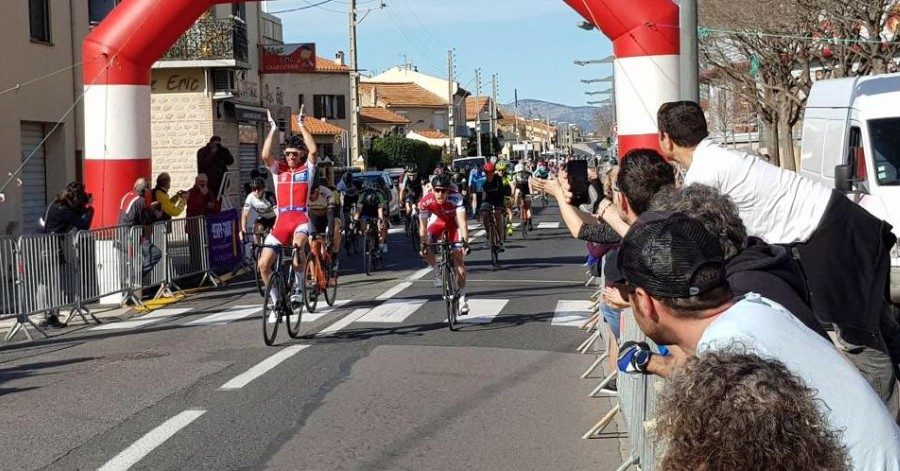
[617,212,726,298]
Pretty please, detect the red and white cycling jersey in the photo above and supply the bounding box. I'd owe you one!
[418,190,466,245]
[269,161,314,212]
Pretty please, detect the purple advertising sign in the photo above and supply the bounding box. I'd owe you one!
[206,209,241,269]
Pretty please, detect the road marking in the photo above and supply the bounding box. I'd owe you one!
[455,298,508,324]
[470,223,483,230]
[471,230,486,239]
[552,300,595,327]
[219,345,310,390]
[91,308,193,331]
[388,226,404,234]
[318,308,372,335]
[303,300,350,322]
[537,222,560,229]
[406,267,432,281]
[465,278,583,285]
[376,282,412,300]
[98,409,206,471]
[356,299,427,323]
[186,306,260,326]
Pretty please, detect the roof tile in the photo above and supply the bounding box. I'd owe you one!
[360,107,411,124]
[291,115,345,135]
[359,82,447,107]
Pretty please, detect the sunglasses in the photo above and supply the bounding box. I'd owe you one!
[433,187,449,193]
[284,151,302,157]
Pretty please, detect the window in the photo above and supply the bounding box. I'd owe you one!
[868,118,900,185]
[319,143,334,158]
[89,0,121,25]
[212,69,235,93]
[29,0,50,43]
[232,3,246,22]
[312,95,346,120]
[298,94,304,110]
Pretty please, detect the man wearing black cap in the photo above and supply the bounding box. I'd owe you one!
[616,211,900,470]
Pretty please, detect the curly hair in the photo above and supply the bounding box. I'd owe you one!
[649,184,747,260]
[655,350,849,471]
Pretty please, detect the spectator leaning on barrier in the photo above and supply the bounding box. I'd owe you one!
[152,172,186,222]
[615,211,900,470]
[118,178,162,280]
[655,350,850,471]
[658,100,900,412]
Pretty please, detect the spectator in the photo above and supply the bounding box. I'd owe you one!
[657,100,900,410]
[152,172,186,222]
[40,182,95,328]
[196,136,234,199]
[655,350,850,471]
[186,174,220,218]
[615,211,900,469]
[118,178,162,280]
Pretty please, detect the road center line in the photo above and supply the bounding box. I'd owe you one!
[98,409,206,471]
[317,308,372,335]
[219,345,310,390]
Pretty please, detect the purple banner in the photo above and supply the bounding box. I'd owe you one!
[206,209,241,270]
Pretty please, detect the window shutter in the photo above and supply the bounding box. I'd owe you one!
[298,94,304,110]
[313,95,324,119]
[337,95,346,119]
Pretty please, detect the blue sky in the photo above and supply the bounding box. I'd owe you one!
[265,0,614,107]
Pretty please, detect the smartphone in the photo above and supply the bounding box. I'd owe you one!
[566,159,591,207]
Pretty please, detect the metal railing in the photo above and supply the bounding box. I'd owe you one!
[161,18,249,63]
[0,214,235,343]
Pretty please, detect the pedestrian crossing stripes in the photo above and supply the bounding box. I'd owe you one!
[551,300,594,327]
[303,300,350,323]
[186,306,260,326]
[91,308,193,331]
[537,222,560,229]
[388,226,405,235]
[454,298,508,325]
[356,298,428,323]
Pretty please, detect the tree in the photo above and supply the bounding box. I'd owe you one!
[465,133,501,156]
[592,105,615,141]
[368,136,441,173]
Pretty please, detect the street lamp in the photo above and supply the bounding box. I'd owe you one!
[581,76,613,84]
[573,56,614,66]
[587,99,611,105]
[576,20,595,30]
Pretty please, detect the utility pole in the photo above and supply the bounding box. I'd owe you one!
[491,73,497,156]
[680,0,699,102]
[447,49,456,158]
[475,68,482,157]
[348,0,362,168]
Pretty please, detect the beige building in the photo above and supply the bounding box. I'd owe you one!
[0,1,90,235]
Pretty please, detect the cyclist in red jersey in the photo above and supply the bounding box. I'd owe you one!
[418,174,471,314]
[258,108,318,303]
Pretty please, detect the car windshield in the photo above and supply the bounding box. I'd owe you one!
[869,118,900,185]
[354,175,384,188]
[453,157,485,172]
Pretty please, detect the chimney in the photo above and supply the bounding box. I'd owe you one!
[371,86,377,106]
[335,51,345,66]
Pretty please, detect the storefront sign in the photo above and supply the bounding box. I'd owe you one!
[234,105,266,123]
[206,209,241,269]
[150,69,204,94]
[260,43,317,73]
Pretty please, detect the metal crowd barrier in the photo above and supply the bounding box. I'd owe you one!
[1,214,230,343]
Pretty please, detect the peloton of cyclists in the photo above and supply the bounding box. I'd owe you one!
[418,173,470,315]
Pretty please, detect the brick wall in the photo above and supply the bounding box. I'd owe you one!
[150,93,214,194]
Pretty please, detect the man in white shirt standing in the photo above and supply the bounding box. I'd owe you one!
[656,100,900,412]
[616,211,900,470]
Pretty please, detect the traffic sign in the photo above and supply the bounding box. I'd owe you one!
[611,122,618,137]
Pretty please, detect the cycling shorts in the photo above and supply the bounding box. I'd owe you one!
[308,212,329,236]
[358,204,380,219]
[256,216,276,230]
[480,202,504,212]
[427,218,464,250]
[271,210,309,245]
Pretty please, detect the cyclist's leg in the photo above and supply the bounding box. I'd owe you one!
[291,219,310,272]
[377,207,387,243]
[331,218,342,258]
[494,207,504,243]
[450,228,469,313]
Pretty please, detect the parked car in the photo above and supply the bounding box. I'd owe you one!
[452,156,487,173]
[354,170,401,219]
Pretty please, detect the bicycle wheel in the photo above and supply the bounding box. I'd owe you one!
[443,260,458,331]
[324,254,338,306]
[409,217,420,250]
[488,224,500,266]
[302,256,319,313]
[520,208,528,239]
[363,229,373,276]
[286,265,304,338]
[262,271,282,346]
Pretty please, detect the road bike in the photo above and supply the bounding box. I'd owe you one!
[301,231,338,313]
[426,235,461,331]
[342,203,359,255]
[405,204,421,251]
[361,216,383,276]
[242,231,270,297]
[518,194,532,239]
[480,207,501,267]
[254,243,304,345]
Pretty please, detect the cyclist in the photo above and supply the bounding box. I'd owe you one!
[513,163,535,231]
[480,162,507,251]
[241,177,276,245]
[467,165,486,218]
[307,178,342,269]
[399,163,424,220]
[258,108,317,306]
[418,173,470,315]
[495,161,515,237]
[533,160,550,180]
[355,183,388,253]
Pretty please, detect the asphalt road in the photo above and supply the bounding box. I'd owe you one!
[0,202,624,471]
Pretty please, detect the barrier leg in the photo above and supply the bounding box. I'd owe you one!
[614,456,638,471]
[581,352,609,378]
[581,403,620,439]
[589,370,618,397]
[200,270,223,288]
[63,303,99,325]
[579,330,602,353]
[4,314,47,342]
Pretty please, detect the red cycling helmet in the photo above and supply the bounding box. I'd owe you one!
[483,162,496,173]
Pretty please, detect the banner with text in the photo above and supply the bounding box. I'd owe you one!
[260,43,317,73]
[206,209,241,270]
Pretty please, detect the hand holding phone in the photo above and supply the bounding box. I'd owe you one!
[565,160,590,207]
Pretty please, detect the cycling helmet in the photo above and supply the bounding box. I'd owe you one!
[483,162,496,173]
[514,163,525,173]
[284,134,307,151]
[341,171,354,185]
[496,161,509,172]
[432,173,452,189]
[249,177,266,192]
[362,190,380,207]
[405,163,418,173]
[433,167,445,176]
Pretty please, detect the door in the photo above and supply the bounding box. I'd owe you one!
[239,143,258,187]
[20,122,48,234]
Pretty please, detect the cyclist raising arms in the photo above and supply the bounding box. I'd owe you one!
[418,174,470,315]
[258,108,317,304]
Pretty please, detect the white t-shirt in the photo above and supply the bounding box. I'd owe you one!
[698,293,900,470]
[684,139,833,244]
[243,192,275,230]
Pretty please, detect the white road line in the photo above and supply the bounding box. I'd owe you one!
[98,409,206,471]
[303,300,350,323]
[318,308,372,335]
[469,223,483,230]
[551,300,595,327]
[406,267,433,281]
[455,298,508,325]
[356,299,427,323]
[387,226,404,234]
[219,345,310,390]
[537,222,560,229]
[376,282,413,300]
[471,230,486,239]
[91,308,193,331]
[186,306,260,326]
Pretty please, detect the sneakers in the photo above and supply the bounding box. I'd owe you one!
[290,285,303,304]
[506,223,514,236]
[498,241,505,252]
[433,271,442,288]
[458,293,470,315]
[527,220,534,231]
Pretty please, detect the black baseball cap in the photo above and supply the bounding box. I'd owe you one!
[617,212,727,298]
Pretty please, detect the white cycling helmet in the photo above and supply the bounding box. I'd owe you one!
[514,163,525,173]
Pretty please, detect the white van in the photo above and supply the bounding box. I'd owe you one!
[799,73,900,301]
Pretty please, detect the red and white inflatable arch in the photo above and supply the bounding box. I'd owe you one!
[83,0,259,227]
[563,0,680,156]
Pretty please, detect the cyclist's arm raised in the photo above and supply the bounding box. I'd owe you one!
[295,104,318,165]
[262,110,279,171]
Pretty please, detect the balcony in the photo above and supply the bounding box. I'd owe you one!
[156,18,249,69]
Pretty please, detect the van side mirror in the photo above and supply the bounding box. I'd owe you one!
[834,164,853,193]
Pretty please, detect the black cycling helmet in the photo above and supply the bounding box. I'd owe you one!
[284,134,307,151]
[405,163,418,173]
[249,177,266,192]
[341,171,354,184]
[432,173,452,189]
[362,190,380,207]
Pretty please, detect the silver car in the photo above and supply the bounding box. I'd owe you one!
[354,171,401,220]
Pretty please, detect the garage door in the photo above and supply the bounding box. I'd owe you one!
[20,123,48,234]
[239,143,258,186]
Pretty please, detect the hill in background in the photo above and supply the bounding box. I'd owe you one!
[500,99,599,132]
